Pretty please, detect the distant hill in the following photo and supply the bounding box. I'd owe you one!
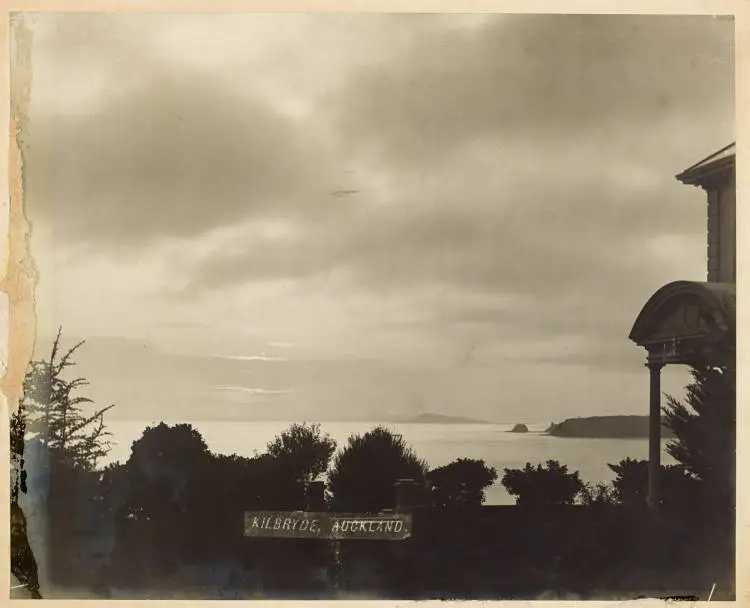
[545,415,675,439]
[401,413,490,424]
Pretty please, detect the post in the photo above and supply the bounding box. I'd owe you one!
[303,481,333,591]
[392,479,420,592]
[647,361,664,511]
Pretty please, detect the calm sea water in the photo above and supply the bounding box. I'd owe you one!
[102,420,675,505]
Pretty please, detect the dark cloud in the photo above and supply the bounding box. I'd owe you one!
[330,14,734,168]
[23,14,732,260]
[23,64,347,247]
[171,15,732,296]
[167,15,732,385]
[21,13,734,384]
[182,157,706,301]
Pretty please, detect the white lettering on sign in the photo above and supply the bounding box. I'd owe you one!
[244,511,411,540]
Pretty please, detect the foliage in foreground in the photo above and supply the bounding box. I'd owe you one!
[327,426,429,513]
[21,327,114,470]
[501,460,583,507]
[427,458,498,509]
[266,422,337,484]
[606,458,698,510]
[663,362,735,514]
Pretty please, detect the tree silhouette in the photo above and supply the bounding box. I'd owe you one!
[266,422,336,484]
[607,458,697,510]
[10,400,28,504]
[122,422,210,521]
[11,329,114,595]
[576,481,618,507]
[111,423,212,576]
[328,426,428,513]
[22,328,113,470]
[663,363,735,514]
[501,460,583,508]
[108,423,315,583]
[663,362,735,595]
[426,458,497,509]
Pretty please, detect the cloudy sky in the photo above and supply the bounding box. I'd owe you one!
[16,13,734,423]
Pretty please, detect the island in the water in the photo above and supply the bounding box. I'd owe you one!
[545,415,674,439]
[401,413,490,424]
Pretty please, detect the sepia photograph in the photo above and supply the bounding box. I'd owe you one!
[5,10,738,601]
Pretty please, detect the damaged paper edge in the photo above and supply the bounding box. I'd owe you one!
[2,13,42,599]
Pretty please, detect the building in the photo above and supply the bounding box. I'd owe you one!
[629,142,736,510]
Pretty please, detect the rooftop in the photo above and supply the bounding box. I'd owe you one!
[676,142,735,186]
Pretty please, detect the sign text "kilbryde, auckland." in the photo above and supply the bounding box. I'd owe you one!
[244,511,412,540]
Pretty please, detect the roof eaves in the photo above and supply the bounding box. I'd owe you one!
[675,142,735,186]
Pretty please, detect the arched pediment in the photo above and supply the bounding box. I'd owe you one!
[629,281,735,364]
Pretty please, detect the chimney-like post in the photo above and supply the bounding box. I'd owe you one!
[646,360,664,513]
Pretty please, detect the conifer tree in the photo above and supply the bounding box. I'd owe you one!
[22,328,114,470]
[663,361,735,514]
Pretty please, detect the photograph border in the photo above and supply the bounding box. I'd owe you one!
[1,1,747,606]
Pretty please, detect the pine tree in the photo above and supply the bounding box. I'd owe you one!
[22,328,114,470]
[663,362,735,514]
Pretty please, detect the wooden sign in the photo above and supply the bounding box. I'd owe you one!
[244,511,412,540]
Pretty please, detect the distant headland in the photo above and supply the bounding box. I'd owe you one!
[545,415,674,439]
[401,413,490,424]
